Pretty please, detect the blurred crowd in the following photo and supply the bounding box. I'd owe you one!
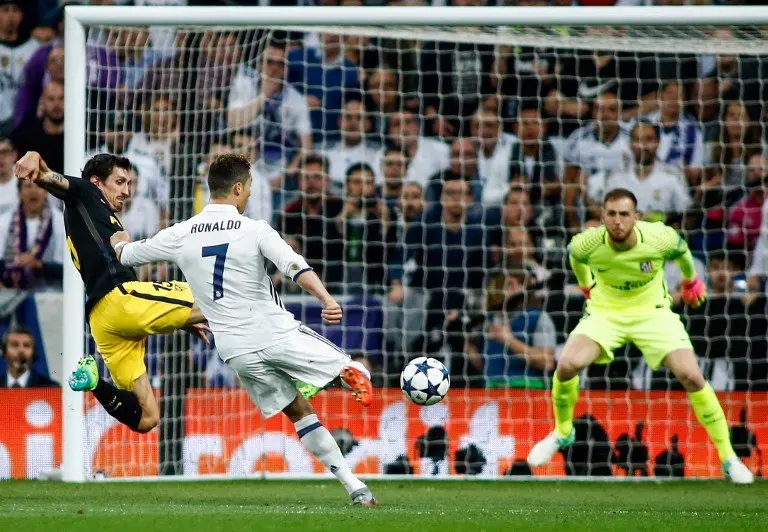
[1,0,767,391]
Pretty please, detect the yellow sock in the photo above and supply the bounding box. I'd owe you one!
[552,373,579,438]
[689,383,736,463]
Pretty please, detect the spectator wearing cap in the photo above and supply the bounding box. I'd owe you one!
[0,0,40,135]
[0,136,18,214]
[1,326,57,388]
[0,178,65,290]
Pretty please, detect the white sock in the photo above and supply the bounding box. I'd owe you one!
[295,414,366,495]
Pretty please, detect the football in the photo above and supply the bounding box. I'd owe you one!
[400,357,450,406]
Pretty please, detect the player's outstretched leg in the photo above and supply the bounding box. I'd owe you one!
[664,349,753,484]
[283,394,376,506]
[528,334,601,467]
[339,360,373,407]
[69,356,159,433]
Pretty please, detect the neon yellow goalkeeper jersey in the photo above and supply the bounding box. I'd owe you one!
[568,221,689,315]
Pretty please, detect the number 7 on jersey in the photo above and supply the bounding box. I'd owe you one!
[202,243,229,301]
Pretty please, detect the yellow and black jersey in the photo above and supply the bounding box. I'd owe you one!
[62,175,137,314]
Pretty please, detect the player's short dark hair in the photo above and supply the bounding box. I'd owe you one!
[82,153,132,183]
[603,188,638,208]
[208,153,251,198]
[298,153,329,176]
[345,162,375,181]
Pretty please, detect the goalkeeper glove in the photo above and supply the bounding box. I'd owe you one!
[681,277,707,308]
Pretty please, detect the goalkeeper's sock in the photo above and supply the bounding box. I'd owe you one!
[552,373,580,438]
[295,414,365,495]
[688,383,737,464]
[92,379,143,431]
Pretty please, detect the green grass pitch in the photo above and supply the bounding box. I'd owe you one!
[1,479,765,531]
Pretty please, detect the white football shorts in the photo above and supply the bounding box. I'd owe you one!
[225,325,352,417]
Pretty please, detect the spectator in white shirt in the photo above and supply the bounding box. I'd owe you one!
[563,91,632,230]
[471,108,520,207]
[323,97,381,194]
[381,110,449,188]
[226,34,312,173]
[643,80,704,186]
[126,93,179,179]
[0,137,18,214]
[590,121,692,220]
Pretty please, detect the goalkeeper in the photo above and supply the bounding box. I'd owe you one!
[527,188,753,484]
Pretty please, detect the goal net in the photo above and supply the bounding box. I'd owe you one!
[68,8,768,480]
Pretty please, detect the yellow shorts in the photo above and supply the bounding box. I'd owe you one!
[570,309,693,370]
[89,281,194,390]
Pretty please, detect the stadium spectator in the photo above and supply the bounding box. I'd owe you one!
[120,163,161,241]
[492,42,556,124]
[643,79,705,186]
[419,2,495,139]
[397,181,425,230]
[590,122,692,221]
[725,153,768,253]
[0,137,18,214]
[563,91,631,229]
[511,104,561,208]
[426,137,481,204]
[406,174,488,355]
[86,111,168,209]
[275,153,343,289]
[549,32,659,131]
[12,80,63,177]
[227,34,312,172]
[702,101,766,206]
[1,325,57,388]
[126,93,179,180]
[323,97,381,194]
[14,39,62,131]
[471,108,520,207]
[681,250,768,391]
[382,110,449,188]
[470,266,556,389]
[334,162,396,295]
[0,0,39,136]
[499,225,551,289]
[380,146,409,211]
[364,68,400,144]
[287,32,361,144]
[0,178,65,290]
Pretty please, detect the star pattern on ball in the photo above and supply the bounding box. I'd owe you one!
[416,362,431,375]
[402,377,416,395]
[425,380,440,398]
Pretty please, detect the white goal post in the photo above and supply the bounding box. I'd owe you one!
[62,5,768,483]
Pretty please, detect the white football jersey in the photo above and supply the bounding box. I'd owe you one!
[120,203,312,360]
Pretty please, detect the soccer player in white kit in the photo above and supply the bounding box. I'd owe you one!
[112,153,376,506]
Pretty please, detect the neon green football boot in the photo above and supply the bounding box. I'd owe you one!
[296,380,324,400]
[68,356,99,392]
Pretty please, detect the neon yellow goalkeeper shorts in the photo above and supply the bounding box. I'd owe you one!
[570,309,693,370]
